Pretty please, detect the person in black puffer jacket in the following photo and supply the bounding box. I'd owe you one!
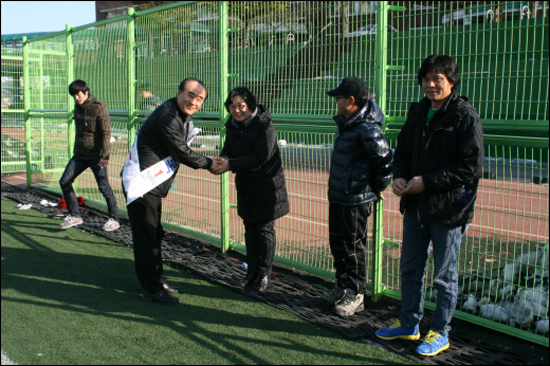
[320,77,393,317]
[375,55,484,357]
[213,87,290,292]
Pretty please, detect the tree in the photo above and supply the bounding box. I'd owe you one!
[133,1,175,11]
[340,1,349,38]
[529,1,539,19]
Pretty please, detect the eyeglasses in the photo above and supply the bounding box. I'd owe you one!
[228,103,247,111]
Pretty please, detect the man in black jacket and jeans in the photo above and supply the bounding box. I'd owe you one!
[375,55,484,357]
[321,77,393,317]
[60,80,120,232]
[122,78,220,305]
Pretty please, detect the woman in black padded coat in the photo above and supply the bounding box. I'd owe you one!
[214,87,290,292]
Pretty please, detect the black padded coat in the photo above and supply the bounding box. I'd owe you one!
[220,105,290,223]
[73,93,111,160]
[393,92,484,227]
[328,100,393,206]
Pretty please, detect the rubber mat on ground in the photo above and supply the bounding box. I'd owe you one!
[1,182,546,365]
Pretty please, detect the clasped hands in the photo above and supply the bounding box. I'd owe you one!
[208,157,229,175]
[392,176,425,197]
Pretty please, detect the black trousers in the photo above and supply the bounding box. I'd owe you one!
[243,219,276,278]
[328,202,371,295]
[127,192,165,293]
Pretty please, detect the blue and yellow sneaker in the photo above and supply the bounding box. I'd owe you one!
[375,319,420,340]
[416,330,449,356]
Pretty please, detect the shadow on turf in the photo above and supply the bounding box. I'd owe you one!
[1,226,398,365]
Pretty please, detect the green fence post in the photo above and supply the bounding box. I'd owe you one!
[375,1,388,119]
[66,24,74,159]
[22,36,32,188]
[371,197,385,302]
[219,1,230,253]
[369,1,390,303]
[38,52,45,172]
[127,7,136,149]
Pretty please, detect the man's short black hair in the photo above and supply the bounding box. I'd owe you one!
[224,87,258,113]
[417,55,461,91]
[68,79,90,96]
[353,95,370,108]
[178,78,208,100]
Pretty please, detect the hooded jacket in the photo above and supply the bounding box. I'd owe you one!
[393,91,484,226]
[220,105,290,223]
[73,93,111,160]
[136,97,212,198]
[328,100,393,206]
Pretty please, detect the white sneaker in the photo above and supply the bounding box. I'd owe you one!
[335,289,364,317]
[102,218,120,232]
[60,215,83,229]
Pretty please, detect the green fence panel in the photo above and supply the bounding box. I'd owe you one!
[1,1,547,346]
[1,110,26,174]
[227,1,379,118]
[1,49,25,174]
[386,1,549,136]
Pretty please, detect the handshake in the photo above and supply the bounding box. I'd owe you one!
[208,157,229,175]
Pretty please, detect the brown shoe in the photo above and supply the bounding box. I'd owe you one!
[142,289,179,305]
[240,273,257,288]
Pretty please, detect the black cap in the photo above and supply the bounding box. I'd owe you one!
[327,77,369,98]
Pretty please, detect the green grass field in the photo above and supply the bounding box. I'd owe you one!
[1,196,416,365]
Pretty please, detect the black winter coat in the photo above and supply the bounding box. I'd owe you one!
[73,93,111,160]
[393,92,484,226]
[136,97,212,197]
[220,105,290,223]
[328,100,393,206]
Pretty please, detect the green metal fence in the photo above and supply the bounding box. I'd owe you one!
[1,1,548,346]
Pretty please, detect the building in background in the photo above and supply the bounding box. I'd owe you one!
[95,1,138,21]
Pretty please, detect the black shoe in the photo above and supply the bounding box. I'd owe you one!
[163,282,180,294]
[240,273,257,288]
[253,276,270,292]
[142,289,179,305]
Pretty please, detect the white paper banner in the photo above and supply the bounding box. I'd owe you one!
[122,135,177,205]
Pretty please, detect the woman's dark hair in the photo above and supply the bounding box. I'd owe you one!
[178,77,208,100]
[417,55,460,91]
[68,79,90,96]
[224,87,258,113]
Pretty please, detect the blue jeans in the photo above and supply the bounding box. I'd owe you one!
[399,211,465,337]
[59,156,119,220]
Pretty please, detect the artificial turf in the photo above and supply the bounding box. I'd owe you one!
[1,196,416,365]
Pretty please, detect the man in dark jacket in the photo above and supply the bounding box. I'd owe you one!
[59,80,120,232]
[375,55,484,357]
[321,77,393,317]
[122,78,220,305]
